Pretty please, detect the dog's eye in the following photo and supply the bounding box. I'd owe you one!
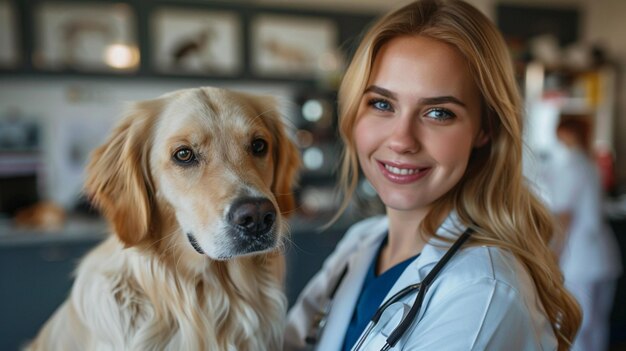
[251,138,268,156]
[173,148,196,164]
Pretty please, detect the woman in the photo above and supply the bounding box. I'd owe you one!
[285,0,581,350]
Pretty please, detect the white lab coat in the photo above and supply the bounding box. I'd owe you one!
[541,147,622,351]
[544,147,621,281]
[285,213,558,351]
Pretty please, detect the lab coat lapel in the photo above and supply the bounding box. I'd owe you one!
[316,222,388,351]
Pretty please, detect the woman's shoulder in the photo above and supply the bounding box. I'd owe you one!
[410,245,556,349]
[441,245,534,296]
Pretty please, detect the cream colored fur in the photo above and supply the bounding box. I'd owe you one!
[27,87,300,351]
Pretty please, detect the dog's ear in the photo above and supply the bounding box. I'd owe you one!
[271,120,300,217]
[84,99,161,247]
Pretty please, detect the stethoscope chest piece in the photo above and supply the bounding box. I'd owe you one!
[353,301,412,350]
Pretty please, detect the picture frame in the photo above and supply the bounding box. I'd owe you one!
[250,14,338,78]
[0,0,20,68]
[33,2,139,72]
[151,7,242,76]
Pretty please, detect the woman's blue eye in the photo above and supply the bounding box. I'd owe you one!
[425,108,455,121]
[368,99,393,112]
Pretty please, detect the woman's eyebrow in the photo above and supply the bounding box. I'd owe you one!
[363,85,397,100]
[418,96,466,107]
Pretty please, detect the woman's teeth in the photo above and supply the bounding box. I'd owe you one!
[385,164,418,175]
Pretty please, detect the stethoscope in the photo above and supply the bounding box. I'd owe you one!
[305,227,474,350]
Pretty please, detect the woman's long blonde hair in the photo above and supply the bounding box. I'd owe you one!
[336,0,581,348]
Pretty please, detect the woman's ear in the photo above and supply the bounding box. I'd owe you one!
[474,129,490,148]
[84,99,161,247]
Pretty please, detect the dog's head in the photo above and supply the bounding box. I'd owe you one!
[85,87,300,260]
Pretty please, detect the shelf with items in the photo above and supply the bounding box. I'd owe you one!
[0,151,41,177]
[526,62,616,134]
[0,106,42,177]
[523,60,618,193]
[0,105,44,216]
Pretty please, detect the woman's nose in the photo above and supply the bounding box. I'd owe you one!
[387,117,420,154]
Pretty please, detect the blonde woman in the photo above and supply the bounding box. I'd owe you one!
[284,0,581,350]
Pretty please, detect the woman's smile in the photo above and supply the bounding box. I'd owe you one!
[377,160,431,184]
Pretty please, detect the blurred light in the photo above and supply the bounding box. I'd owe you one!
[104,44,139,69]
[303,147,324,170]
[301,187,336,213]
[296,129,314,148]
[302,99,323,122]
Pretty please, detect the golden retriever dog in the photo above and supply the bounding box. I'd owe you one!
[27,87,300,351]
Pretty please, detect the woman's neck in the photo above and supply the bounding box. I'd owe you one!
[377,207,450,275]
[376,208,427,275]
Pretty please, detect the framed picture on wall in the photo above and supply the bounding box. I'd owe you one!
[250,14,338,78]
[33,2,139,72]
[0,0,20,68]
[151,7,242,76]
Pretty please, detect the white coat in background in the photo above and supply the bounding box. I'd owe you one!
[285,212,558,351]
[542,146,622,351]
[545,146,621,281]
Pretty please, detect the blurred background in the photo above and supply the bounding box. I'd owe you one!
[0,0,625,349]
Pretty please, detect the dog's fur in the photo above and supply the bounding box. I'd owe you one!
[27,87,300,351]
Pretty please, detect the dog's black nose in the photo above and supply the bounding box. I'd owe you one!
[228,197,277,236]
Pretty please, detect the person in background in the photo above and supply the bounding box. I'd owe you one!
[284,0,581,350]
[547,115,622,351]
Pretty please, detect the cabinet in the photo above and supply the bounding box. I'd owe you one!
[0,230,104,351]
[524,61,617,147]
